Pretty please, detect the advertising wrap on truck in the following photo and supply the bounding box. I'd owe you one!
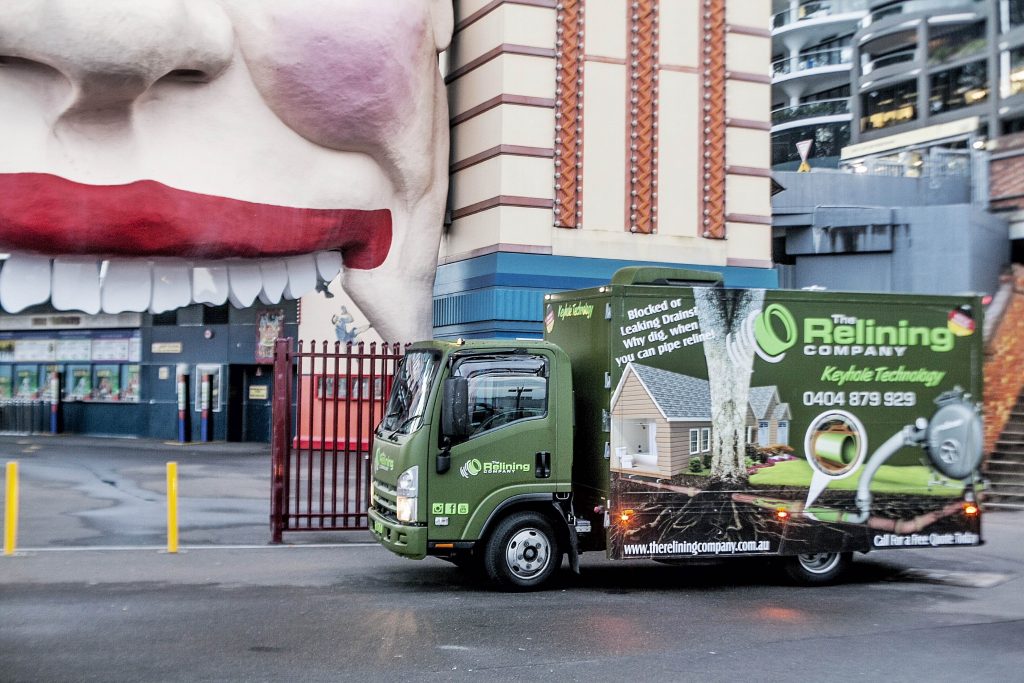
[545,284,983,563]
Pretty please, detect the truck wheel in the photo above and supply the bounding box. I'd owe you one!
[784,551,851,585]
[483,512,560,591]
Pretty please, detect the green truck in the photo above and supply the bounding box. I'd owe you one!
[368,267,985,590]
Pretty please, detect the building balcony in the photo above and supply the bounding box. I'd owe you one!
[771,98,852,131]
[862,48,917,75]
[772,1,869,49]
[861,0,987,32]
[773,48,853,76]
[773,0,868,30]
[772,48,855,94]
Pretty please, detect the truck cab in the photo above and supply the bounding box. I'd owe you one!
[368,339,579,590]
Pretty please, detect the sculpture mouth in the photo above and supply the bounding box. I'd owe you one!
[0,173,392,267]
[0,173,396,315]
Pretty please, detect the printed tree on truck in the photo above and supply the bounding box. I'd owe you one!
[694,287,765,486]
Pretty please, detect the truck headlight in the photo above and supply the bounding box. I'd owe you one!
[396,465,419,523]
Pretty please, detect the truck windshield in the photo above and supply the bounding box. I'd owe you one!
[379,351,439,436]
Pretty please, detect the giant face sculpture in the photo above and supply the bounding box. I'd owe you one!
[0,0,453,341]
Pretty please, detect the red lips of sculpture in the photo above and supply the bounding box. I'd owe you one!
[0,173,392,269]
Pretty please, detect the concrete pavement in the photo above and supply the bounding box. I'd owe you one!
[2,434,1024,680]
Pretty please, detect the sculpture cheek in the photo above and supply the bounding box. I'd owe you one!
[238,3,431,150]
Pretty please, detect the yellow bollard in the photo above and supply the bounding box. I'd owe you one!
[4,461,18,556]
[166,461,178,554]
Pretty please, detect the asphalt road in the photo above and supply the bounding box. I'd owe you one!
[1,435,1023,681]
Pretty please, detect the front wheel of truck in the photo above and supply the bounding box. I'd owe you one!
[784,551,851,585]
[483,511,561,591]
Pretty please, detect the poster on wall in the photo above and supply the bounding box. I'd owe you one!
[91,337,130,362]
[38,364,60,401]
[0,339,14,363]
[93,365,121,401]
[121,365,141,402]
[14,365,39,399]
[0,365,11,399]
[255,309,285,364]
[56,338,92,362]
[15,339,56,362]
[67,365,92,400]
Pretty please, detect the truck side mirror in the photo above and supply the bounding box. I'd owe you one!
[441,377,470,440]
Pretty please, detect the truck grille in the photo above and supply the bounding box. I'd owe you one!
[371,478,398,521]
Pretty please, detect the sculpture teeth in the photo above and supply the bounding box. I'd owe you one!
[52,257,101,315]
[0,253,52,313]
[0,251,343,315]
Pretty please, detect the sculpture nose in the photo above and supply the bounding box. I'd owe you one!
[0,0,234,115]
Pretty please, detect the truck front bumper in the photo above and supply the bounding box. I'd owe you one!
[368,508,427,559]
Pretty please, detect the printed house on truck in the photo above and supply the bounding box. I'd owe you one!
[747,386,792,447]
[611,363,790,478]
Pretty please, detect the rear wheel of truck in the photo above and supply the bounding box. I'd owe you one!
[785,551,851,585]
[483,511,560,591]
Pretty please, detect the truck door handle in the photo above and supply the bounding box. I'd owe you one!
[535,451,551,478]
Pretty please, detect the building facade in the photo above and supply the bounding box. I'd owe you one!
[435,0,777,338]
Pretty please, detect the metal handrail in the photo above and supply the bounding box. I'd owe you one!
[771,98,850,124]
[772,48,851,76]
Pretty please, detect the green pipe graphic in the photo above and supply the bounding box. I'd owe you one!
[814,432,857,465]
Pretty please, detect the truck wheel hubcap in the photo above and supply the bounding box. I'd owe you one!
[797,552,840,574]
[506,528,550,578]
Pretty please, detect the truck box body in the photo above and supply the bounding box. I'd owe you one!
[544,270,983,561]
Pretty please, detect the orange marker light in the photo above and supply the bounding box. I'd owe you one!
[776,508,790,521]
[964,503,979,516]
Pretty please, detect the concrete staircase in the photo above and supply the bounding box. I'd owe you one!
[985,394,1024,510]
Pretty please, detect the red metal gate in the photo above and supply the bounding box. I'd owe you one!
[270,338,404,542]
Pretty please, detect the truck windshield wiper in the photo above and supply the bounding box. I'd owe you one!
[388,415,421,439]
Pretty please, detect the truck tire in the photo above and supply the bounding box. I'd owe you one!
[483,511,561,591]
[784,551,851,585]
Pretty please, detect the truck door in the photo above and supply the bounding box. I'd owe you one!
[428,352,556,540]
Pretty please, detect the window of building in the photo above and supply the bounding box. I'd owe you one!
[1004,115,1024,133]
[700,427,711,452]
[803,85,851,102]
[771,122,851,167]
[930,60,989,114]
[1004,47,1024,98]
[1007,0,1024,31]
[861,80,918,132]
[860,30,917,75]
[929,21,986,65]
[689,429,700,454]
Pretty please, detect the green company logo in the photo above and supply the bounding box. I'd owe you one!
[460,459,483,478]
[753,303,798,361]
[375,449,395,472]
[459,458,530,478]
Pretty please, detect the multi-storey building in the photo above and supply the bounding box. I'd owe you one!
[771,0,868,168]
[772,1,1024,170]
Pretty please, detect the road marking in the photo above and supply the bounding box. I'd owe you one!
[13,543,381,552]
[899,568,1014,588]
